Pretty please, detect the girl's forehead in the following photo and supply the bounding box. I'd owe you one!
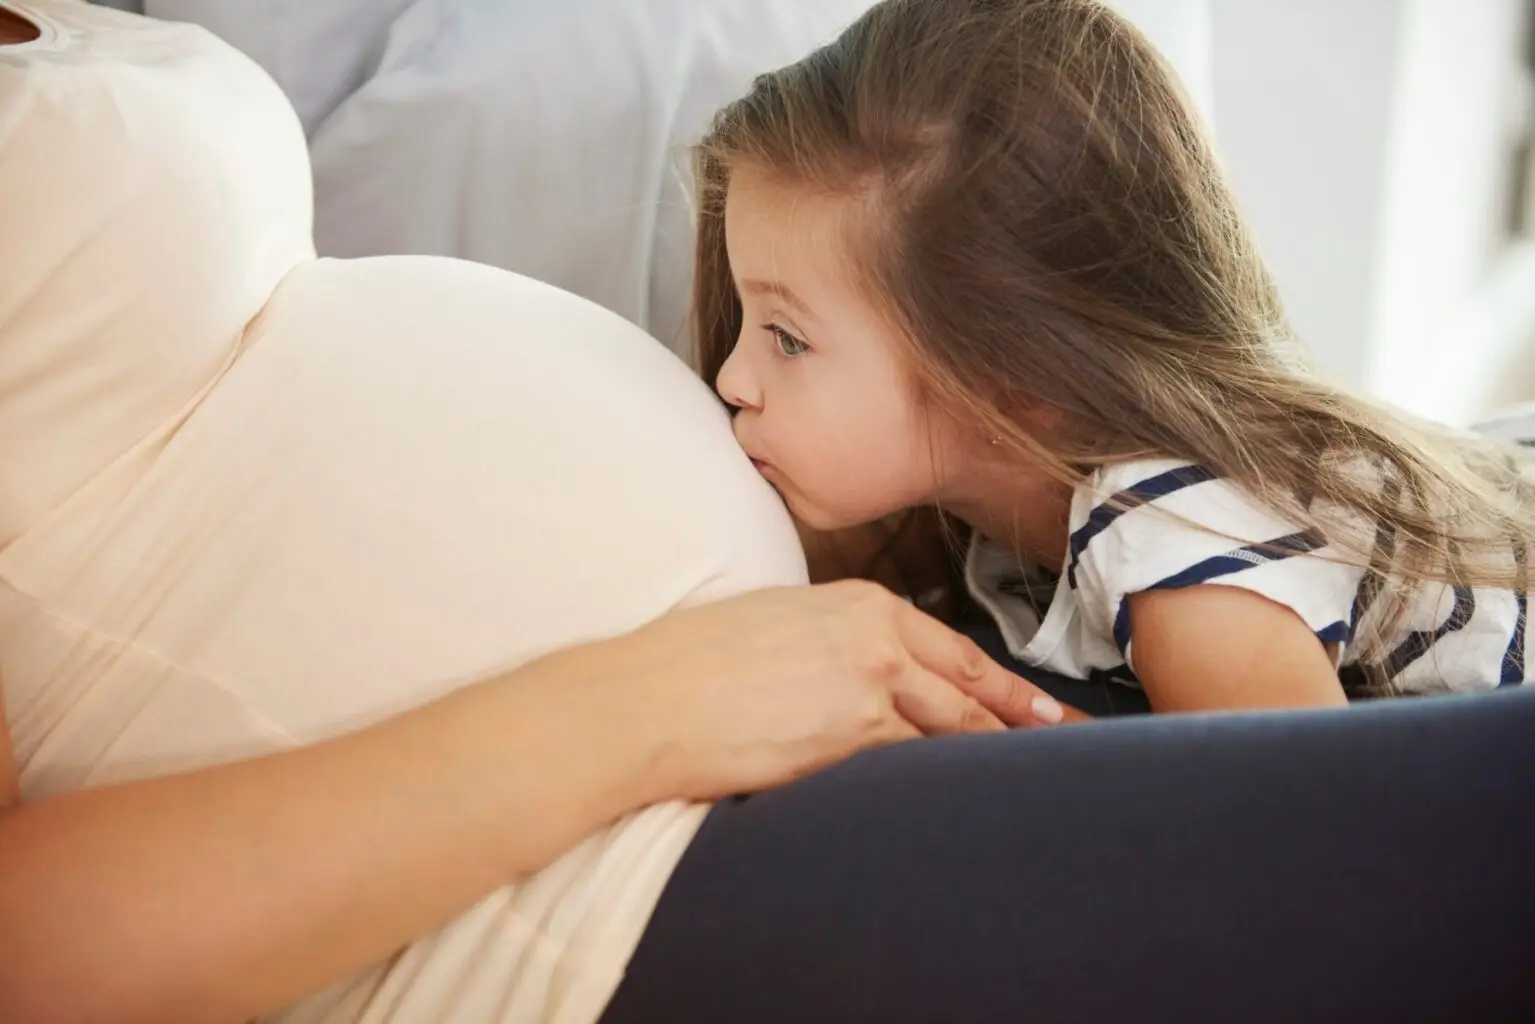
[724,169,864,288]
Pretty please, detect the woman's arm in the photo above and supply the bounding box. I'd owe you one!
[1128,585,1349,711]
[0,646,666,1024]
[0,701,16,813]
[0,581,1066,1024]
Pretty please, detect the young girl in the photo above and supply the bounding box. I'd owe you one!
[692,0,1535,712]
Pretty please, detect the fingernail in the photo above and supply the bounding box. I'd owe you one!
[1031,694,1065,725]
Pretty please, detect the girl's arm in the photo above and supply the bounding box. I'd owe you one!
[1128,586,1349,712]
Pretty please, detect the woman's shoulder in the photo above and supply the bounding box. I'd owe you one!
[0,0,315,548]
[2,1,210,64]
[0,0,307,197]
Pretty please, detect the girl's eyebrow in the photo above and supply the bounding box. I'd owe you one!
[739,278,820,323]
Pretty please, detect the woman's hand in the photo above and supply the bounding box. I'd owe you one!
[0,582,1073,1024]
[569,580,1081,803]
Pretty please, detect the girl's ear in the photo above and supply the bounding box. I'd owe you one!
[1020,402,1067,437]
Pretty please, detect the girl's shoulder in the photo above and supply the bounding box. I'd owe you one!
[1067,457,1328,576]
[1077,458,1214,511]
[1072,458,1259,536]
[1073,455,1379,541]
[1065,458,1367,665]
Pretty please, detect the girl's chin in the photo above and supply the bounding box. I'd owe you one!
[790,514,924,587]
[782,497,857,535]
[763,470,888,534]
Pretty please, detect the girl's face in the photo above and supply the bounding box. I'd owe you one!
[716,167,968,531]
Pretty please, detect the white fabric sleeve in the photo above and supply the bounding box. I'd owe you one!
[1071,463,1365,671]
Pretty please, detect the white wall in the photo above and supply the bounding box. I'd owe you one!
[1367,0,1535,423]
[1107,0,1216,124]
[1207,0,1535,422]
[1209,0,1406,387]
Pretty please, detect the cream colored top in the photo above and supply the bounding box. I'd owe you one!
[0,3,806,1021]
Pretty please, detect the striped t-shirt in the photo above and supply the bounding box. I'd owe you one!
[965,459,1530,695]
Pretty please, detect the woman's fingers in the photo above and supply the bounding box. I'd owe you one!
[963,659,1073,727]
[891,671,1006,736]
[884,717,925,744]
[893,600,1071,727]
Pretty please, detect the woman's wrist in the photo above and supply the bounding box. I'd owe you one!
[485,638,690,866]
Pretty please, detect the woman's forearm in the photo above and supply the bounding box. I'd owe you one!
[0,580,1071,1024]
[0,642,667,1024]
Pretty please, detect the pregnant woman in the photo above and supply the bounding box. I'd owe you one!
[1,4,1531,1024]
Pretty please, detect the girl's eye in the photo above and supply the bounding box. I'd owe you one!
[764,324,810,358]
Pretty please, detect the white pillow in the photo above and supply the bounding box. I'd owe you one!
[133,0,417,135]
[306,0,879,354]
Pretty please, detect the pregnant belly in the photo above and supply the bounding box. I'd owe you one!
[1,255,805,796]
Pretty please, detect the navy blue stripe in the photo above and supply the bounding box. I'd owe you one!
[1089,664,1137,686]
[1316,620,1351,646]
[1500,540,1527,687]
[1109,530,1326,660]
[1066,465,1217,587]
[1147,530,1327,592]
[1349,571,1382,638]
[1112,599,1132,658]
[1500,594,1527,686]
[1382,586,1476,680]
[1349,481,1401,632]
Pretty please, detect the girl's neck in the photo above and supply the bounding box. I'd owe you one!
[943,468,1075,573]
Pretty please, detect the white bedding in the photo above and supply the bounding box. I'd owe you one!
[90,0,412,134]
[307,0,884,354]
[95,0,1216,356]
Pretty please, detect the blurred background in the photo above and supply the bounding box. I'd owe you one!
[96,0,1535,427]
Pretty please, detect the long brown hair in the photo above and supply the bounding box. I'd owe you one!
[692,0,1534,690]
